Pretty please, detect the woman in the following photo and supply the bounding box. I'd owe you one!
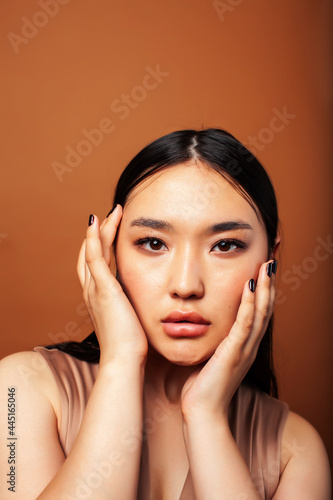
[0,129,330,499]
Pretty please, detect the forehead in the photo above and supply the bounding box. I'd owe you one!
[123,161,263,229]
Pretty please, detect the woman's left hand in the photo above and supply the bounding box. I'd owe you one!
[180,259,277,422]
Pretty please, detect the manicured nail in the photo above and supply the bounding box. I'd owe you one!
[272,259,278,274]
[249,279,256,293]
[88,214,94,226]
[106,204,117,218]
[266,262,273,278]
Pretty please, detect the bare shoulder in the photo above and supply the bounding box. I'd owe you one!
[0,350,52,387]
[274,410,331,499]
[281,410,330,465]
[0,350,42,372]
[0,351,65,498]
[0,351,61,427]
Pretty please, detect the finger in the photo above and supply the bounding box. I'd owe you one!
[269,258,278,301]
[233,279,256,344]
[246,260,276,353]
[218,279,256,354]
[84,260,92,302]
[77,239,94,322]
[254,259,276,327]
[85,212,122,294]
[78,215,112,291]
[100,205,122,266]
[77,238,87,288]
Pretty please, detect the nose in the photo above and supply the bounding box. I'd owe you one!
[168,247,204,299]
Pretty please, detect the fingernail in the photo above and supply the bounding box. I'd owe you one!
[88,214,94,226]
[266,262,273,278]
[272,259,278,275]
[249,279,256,293]
[106,204,117,218]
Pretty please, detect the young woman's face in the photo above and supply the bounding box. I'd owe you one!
[115,161,270,366]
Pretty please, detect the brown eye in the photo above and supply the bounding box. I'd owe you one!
[149,239,163,250]
[217,241,233,252]
[135,237,167,251]
[212,240,243,253]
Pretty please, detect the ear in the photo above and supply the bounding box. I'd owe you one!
[270,234,281,260]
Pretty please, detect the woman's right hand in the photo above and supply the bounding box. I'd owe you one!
[77,205,148,365]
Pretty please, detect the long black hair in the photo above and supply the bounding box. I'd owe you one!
[45,128,279,397]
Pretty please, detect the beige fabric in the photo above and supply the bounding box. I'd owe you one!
[34,346,289,499]
[34,346,99,455]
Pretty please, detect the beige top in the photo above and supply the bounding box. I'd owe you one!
[34,346,289,500]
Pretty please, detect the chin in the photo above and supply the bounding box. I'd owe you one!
[154,345,213,366]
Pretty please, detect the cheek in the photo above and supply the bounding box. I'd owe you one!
[116,234,165,297]
[211,274,245,323]
[209,260,261,330]
[116,256,161,311]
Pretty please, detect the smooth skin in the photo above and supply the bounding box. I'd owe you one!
[0,162,331,499]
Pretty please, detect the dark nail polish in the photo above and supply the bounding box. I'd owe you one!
[249,279,256,293]
[88,214,94,226]
[266,262,273,278]
[272,259,278,275]
[106,204,117,218]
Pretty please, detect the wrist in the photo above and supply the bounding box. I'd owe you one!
[100,348,146,366]
[182,411,233,458]
[98,355,146,379]
[183,408,229,428]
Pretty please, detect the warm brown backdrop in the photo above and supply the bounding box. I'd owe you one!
[1,0,332,469]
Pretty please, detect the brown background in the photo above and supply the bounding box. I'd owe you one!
[1,0,332,470]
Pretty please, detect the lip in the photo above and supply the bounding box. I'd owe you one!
[162,310,210,324]
[161,310,211,338]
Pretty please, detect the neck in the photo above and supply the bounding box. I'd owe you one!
[144,347,205,406]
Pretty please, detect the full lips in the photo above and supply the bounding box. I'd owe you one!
[161,322,210,337]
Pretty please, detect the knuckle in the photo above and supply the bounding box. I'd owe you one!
[257,306,269,322]
[244,320,253,331]
[240,315,253,332]
[91,278,121,305]
[106,278,122,294]
[85,252,97,265]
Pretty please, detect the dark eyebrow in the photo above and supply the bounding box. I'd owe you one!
[207,221,253,233]
[130,218,174,230]
[130,217,253,233]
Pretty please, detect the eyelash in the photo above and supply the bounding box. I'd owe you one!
[134,237,247,253]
